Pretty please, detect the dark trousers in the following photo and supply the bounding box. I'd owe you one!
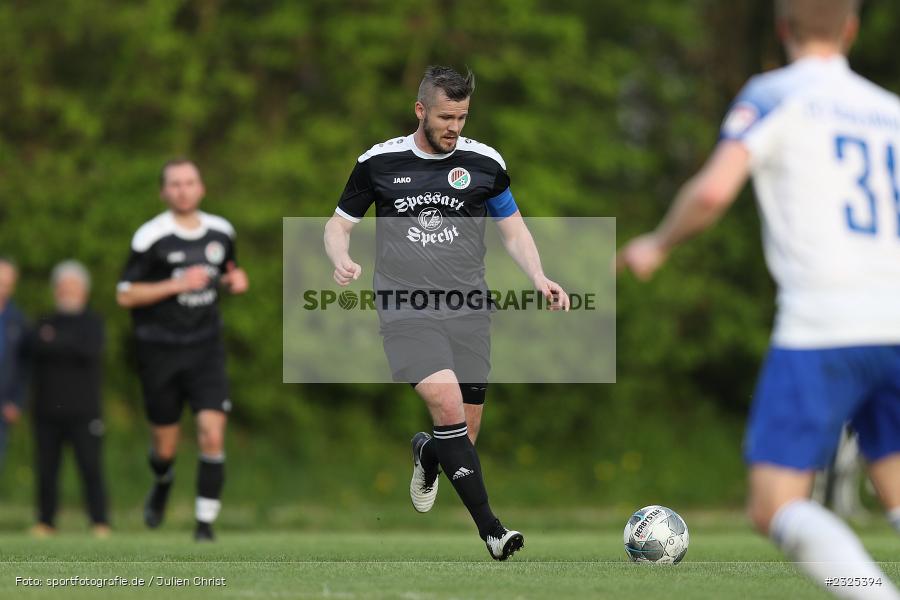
[34,417,108,526]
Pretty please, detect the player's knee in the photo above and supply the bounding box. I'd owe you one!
[422,386,462,420]
[153,443,178,462]
[202,436,224,455]
[198,429,224,454]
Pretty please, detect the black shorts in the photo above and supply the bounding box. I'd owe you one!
[381,314,490,405]
[135,336,231,426]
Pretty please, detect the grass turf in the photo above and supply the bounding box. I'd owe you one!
[0,527,898,599]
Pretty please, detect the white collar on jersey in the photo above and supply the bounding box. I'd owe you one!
[793,54,849,70]
[406,134,457,160]
[166,210,208,240]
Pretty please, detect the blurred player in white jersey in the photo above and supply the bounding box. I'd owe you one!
[618,1,900,597]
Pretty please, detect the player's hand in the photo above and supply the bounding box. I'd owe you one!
[615,233,669,281]
[1,403,21,425]
[533,274,570,311]
[333,257,361,286]
[176,265,211,292]
[220,261,249,295]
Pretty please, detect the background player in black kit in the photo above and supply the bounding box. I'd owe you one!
[324,66,569,560]
[116,159,248,541]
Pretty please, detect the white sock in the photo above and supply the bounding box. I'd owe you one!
[888,507,900,535]
[771,500,899,599]
[195,497,221,524]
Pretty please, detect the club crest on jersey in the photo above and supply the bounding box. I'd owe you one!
[205,240,225,265]
[448,167,471,190]
[418,208,443,231]
[722,101,759,138]
[408,207,458,246]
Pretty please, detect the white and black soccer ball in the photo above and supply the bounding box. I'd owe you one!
[623,505,689,564]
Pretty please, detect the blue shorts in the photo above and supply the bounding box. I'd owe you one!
[744,345,900,470]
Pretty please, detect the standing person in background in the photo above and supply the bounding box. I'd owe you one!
[117,158,248,542]
[0,257,27,478]
[30,260,109,538]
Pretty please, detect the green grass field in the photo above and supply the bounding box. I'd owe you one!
[1,523,898,599]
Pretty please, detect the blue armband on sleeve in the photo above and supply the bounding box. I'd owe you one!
[487,187,517,220]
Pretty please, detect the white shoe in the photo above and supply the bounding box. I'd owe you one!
[485,524,525,561]
[410,432,439,513]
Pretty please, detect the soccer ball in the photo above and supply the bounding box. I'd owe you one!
[623,505,689,564]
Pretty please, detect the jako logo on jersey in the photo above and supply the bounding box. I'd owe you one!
[448,167,471,190]
[205,241,225,264]
[167,251,186,263]
[393,176,412,184]
[418,208,443,231]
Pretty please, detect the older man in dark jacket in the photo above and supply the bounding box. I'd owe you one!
[30,260,109,537]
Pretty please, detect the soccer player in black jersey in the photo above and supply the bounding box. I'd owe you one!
[325,66,569,560]
[117,159,248,541]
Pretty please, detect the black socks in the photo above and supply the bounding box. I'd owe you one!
[149,451,174,484]
[197,455,225,500]
[196,454,225,524]
[432,423,497,539]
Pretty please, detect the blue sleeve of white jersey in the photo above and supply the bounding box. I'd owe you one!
[719,76,786,142]
[487,187,517,220]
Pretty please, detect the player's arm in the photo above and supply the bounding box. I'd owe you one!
[219,261,248,295]
[616,140,750,280]
[324,214,361,286]
[218,232,248,295]
[116,266,210,308]
[2,310,29,424]
[325,158,374,286]
[495,211,570,311]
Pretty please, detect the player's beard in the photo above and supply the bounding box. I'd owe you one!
[167,195,201,215]
[423,116,456,154]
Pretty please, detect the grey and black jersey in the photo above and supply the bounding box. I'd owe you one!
[118,211,236,344]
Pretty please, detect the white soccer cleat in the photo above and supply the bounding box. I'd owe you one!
[410,432,439,513]
[485,524,525,561]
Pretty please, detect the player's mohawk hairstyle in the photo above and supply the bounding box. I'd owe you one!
[417,65,475,106]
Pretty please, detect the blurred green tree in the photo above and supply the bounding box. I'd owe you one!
[0,0,896,510]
